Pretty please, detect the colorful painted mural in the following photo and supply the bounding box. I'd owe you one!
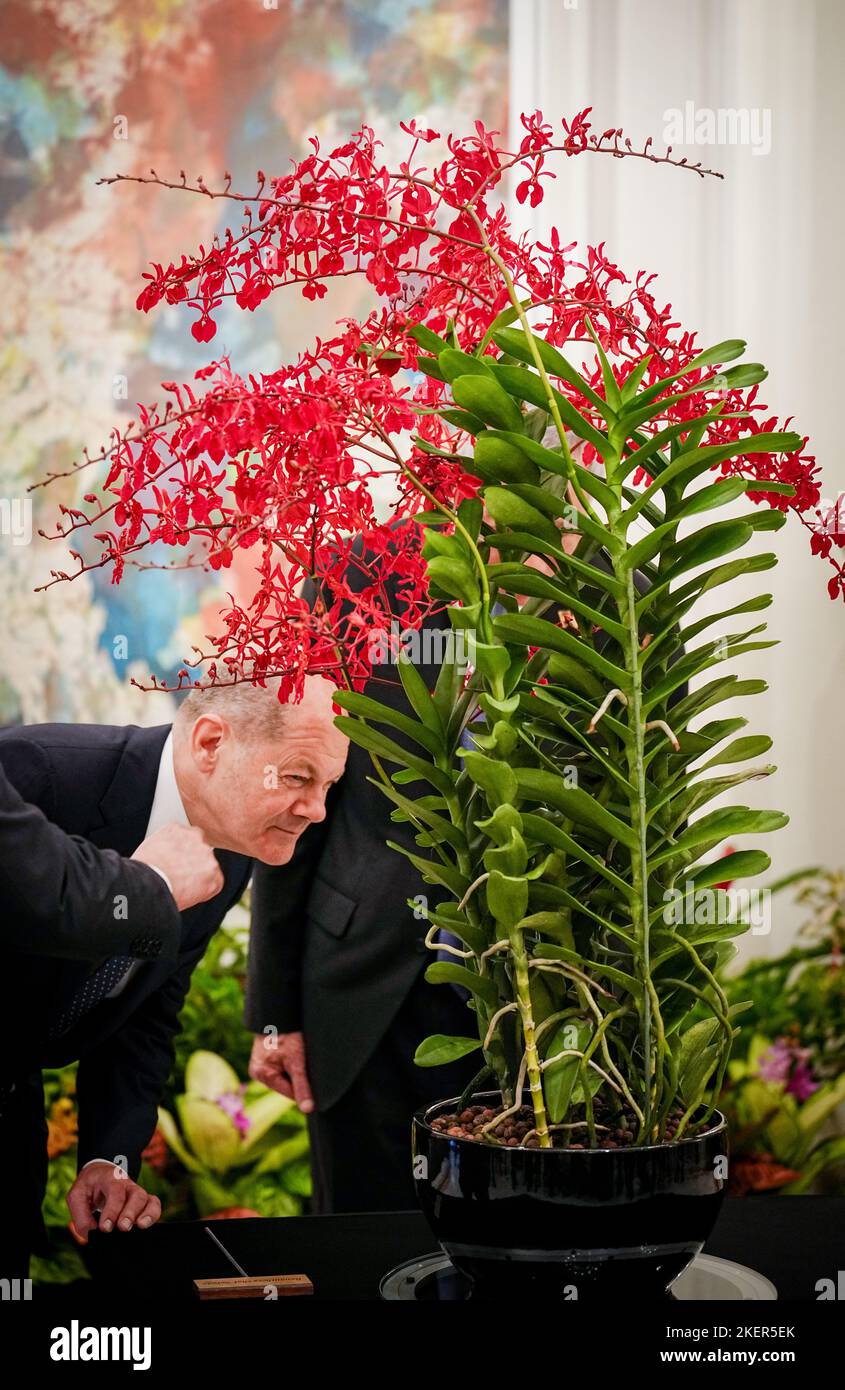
[0,0,508,722]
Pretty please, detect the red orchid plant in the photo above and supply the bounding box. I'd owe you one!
[35,110,839,697]
[35,111,844,1148]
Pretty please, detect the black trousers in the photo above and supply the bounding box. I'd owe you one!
[0,1072,48,1278]
[307,968,482,1213]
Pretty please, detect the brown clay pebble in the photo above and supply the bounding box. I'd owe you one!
[433,1099,688,1150]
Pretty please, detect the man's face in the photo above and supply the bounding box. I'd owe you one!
[184,683,349,864]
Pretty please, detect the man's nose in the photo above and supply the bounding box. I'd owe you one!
[291,786,328,823]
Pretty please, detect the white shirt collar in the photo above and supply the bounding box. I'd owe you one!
[144,729,190,837]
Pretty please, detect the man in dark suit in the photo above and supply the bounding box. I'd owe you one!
[245,543,482,1214]
[0,675,347,1273]
[0,760,224,1275]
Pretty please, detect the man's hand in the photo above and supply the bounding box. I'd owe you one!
[67,1161,162,1243]
[249,1031,314,1114]
[132,823,223,911]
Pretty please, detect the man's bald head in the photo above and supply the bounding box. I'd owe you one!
[175,673,338,740]
[173,675,349,865]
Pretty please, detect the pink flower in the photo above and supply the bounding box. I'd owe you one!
[757,1038,792,1084]
[216,1086,251,1136]
[787,1061,819,1102]
[757,1037,819,1100]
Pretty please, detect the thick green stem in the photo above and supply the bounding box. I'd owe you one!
[609,513,661,1140]
[509,925,551,1147]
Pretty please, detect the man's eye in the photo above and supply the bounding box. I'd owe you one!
[283,775,308,787]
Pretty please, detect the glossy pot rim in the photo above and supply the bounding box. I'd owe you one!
[415,1090,727,1154]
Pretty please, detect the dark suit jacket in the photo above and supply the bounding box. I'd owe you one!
[0,722,251,1175]
[0,760,181,954]
[245,553,456,1111]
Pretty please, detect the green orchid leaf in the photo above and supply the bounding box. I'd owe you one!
[482,487,562,545]
[451,373,525,432]
[543,1020,594,1123]
[500,431,615,508]
[372,778,468,851]
[426,555,480,606]
[494,611,628,687]
[493,570,628,644]
[678,849,772,891]
[407,323,451,355]
[340,720,453,795]
[514,767,638,849]
[397,655,444,736]
[462,749,518,807]
[469,432,540,484]
[486,870,529,928]
[414,1034,482,1067]
[424,962,499,1007]
[438,347,495,381]
[492,326,612,417]
[333,690,442,755]
[387,841,468,898]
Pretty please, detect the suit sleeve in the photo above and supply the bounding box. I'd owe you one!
[74,861,252,1176]
[244,805,334,1035]
[0,748,182,963]
[242,568,344,1038]
[73,944,205,1177]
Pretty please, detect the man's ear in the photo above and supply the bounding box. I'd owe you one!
[189,714,228,772]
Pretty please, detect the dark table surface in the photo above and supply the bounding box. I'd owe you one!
[84,1197,842,1301]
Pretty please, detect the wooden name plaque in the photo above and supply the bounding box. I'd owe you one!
[193,1273,314,1300]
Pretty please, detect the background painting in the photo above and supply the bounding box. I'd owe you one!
[0,0,509,723]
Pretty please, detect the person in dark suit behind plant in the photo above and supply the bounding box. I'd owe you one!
[245,578,477,1214]
[0,675,348,1275]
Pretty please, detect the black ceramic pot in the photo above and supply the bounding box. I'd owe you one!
[413,1091,728,1299]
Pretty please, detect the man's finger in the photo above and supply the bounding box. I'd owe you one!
[115,1185,149,1232]
[66,1184,99,1242]
[68,1219,89,1247]
[136,1195,162,1230]
[287,1056,314,1113]
[98,1180,131,1232]
[249,1047,292,1097]
[256,1063,295,1101]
